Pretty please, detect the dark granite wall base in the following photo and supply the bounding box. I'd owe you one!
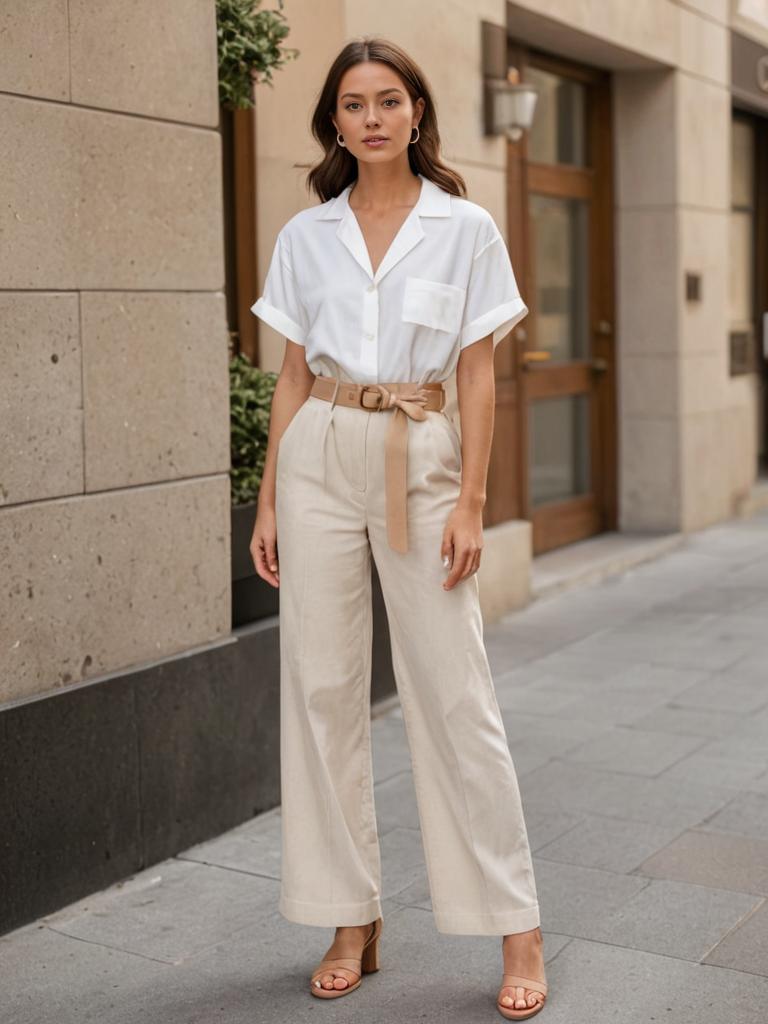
[0,571,396,938]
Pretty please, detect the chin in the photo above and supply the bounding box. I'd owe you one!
[357,148,400,162]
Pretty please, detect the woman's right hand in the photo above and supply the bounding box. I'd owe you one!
[248,340,314,590]
[250,504,279,588]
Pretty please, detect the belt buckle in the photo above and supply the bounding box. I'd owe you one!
[359,385,384,411]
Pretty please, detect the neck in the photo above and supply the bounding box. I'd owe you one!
[349,167,421,211]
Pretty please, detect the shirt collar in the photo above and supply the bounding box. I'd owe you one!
[315,173,452,284]
[315,173,452,220]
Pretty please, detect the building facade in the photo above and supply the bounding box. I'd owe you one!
[1,0,766,934]
[254,0,768,553]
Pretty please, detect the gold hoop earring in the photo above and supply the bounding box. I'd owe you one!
[336,132,346,147]
[410,126,420,144]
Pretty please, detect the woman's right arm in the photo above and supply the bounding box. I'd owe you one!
[249,340,315,588]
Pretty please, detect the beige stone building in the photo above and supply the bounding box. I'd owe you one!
[253,0,768,592]
[1,0,767,934]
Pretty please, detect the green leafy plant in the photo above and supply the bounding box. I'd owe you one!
[230,352,278,505]
[216,0,299,109]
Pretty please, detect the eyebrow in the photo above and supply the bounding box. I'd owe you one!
[340,88,405,100]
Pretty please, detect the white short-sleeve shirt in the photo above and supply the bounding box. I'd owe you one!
[250,172,528,384]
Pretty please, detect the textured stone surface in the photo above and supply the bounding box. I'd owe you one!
[40,857,278,963]
[68,0,219,124]
[0,624,282,936]
[637,827,768,895]
[0,476,231,701]
[0,1,70,99]
[0,292,82,506]
[0,95,224,290]
[81,291,230,490]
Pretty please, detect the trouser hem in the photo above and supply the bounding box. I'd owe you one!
[433,902,541,935]
[279,892,383,927]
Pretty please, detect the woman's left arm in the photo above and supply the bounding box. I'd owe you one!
[441,334,495,591]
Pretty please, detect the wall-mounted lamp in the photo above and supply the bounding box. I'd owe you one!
[481,21,537,141]
[484,66,538,141]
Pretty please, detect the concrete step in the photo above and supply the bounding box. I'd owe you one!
[530,529,685,601]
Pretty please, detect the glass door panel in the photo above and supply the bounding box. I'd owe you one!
[526,66,588,167]
[529,394,591,506]
[530,194,590,363]
[729,118,755,344]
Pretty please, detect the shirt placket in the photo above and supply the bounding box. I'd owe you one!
[359,279,379,381]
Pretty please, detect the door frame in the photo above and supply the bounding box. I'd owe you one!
[221,104,260,365]
[502,45,618,554]
[755,111,768,473]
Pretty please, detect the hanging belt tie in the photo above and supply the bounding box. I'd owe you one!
[361,383,430,555]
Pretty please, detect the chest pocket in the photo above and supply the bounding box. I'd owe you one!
[401,276,466,334]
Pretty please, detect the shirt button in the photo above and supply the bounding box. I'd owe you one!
[367,283,376,292]
[364,331,375,340]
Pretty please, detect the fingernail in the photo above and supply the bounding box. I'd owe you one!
[442,555,450,567]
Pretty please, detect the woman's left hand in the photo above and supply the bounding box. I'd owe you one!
[441,503,483,590]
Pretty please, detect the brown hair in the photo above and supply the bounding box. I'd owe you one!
[306,36,467,203]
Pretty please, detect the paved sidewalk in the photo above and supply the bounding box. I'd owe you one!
[3,511,768,1023]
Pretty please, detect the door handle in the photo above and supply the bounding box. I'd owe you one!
[521,350,552,363]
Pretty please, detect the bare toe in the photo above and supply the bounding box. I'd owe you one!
[499,985,529,1009]
[515,986,529,1009]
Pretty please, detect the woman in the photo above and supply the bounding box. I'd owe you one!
[249,36,548,1021]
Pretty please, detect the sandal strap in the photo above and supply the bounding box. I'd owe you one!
[311,956,362,981]
[500,973,547,995]
[310,920,380,983]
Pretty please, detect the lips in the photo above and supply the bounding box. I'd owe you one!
[363,136,388,142]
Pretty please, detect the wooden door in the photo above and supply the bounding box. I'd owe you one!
[731,109,768,477]
[221,105,259,364]
[487,48,618,554]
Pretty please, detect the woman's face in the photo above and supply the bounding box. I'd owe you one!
[331,61,424,165]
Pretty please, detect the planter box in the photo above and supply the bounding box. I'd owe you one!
[231,500,279,625]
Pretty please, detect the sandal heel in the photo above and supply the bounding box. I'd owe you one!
[361,917,381,973]
[361,936,379,972]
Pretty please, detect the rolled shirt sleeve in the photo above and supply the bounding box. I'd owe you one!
[459,214,529,350]
[250,229,308,345]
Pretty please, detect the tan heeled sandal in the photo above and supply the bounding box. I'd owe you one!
[497,973,547,1019]
[310,917,382,999]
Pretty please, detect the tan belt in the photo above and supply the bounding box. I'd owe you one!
[310,374,446,554]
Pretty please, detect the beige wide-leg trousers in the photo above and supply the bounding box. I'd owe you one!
[274,388,541,935]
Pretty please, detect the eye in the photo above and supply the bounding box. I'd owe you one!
[344,98,400,110]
